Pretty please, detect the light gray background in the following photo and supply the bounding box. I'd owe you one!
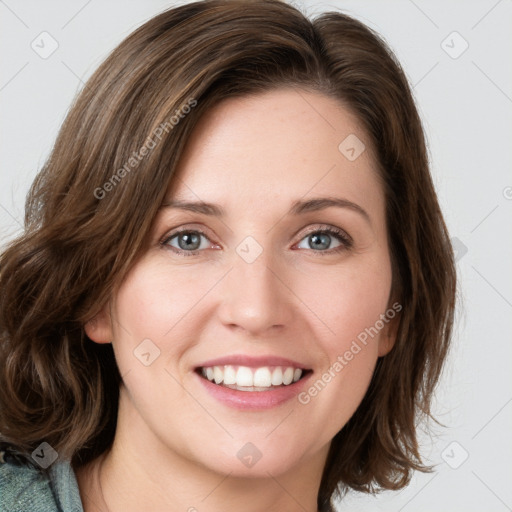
[1,1,511,511]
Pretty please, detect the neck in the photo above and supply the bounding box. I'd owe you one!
[75,386,327,512]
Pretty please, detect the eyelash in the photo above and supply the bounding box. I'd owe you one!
[160,225,353,257]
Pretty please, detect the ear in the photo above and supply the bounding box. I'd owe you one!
[377,303,401,357]
[84,304,113,344]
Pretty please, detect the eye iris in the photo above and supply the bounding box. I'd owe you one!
[178,232,201,250]
[309,233,330,250]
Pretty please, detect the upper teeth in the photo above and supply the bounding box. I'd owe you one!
[201,365,303,387]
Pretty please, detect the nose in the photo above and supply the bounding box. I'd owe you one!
[216,243,294,336]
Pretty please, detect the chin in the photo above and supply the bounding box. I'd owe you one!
[206,443,305,478]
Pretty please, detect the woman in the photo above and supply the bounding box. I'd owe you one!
[0,1,456,511]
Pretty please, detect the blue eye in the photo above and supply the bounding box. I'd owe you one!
[162,229,210,256]
[161,226,352,257]
[296,227,352,253]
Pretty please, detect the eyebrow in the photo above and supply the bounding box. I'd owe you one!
[160,197,371,224]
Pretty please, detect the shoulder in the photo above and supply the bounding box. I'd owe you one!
[0,448,84,512]
[0,452,55,512]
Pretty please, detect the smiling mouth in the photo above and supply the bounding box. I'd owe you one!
[195,365,313,392]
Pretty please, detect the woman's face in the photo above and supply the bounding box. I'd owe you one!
[88,88,398,478]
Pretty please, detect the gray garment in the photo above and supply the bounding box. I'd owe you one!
[0,451,84,512]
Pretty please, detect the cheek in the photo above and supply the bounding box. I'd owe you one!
[293,253,391,413]
[108,263,205,418]
[297,252,392,348]
[110,260,222,376]
[113,261,205,339]
[294,278,389,440]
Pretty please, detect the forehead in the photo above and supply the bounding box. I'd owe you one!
[167,88,383,220]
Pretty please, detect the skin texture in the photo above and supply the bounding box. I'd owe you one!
[77,88,399,512]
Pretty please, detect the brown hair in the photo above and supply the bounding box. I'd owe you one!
[0,1,456,510]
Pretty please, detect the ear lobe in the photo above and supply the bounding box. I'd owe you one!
[377,310,400,357]
[84,305,113,344]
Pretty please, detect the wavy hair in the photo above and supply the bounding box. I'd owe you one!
[0,1,456,510]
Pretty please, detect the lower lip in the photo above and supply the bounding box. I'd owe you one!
[195,370,313,410]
